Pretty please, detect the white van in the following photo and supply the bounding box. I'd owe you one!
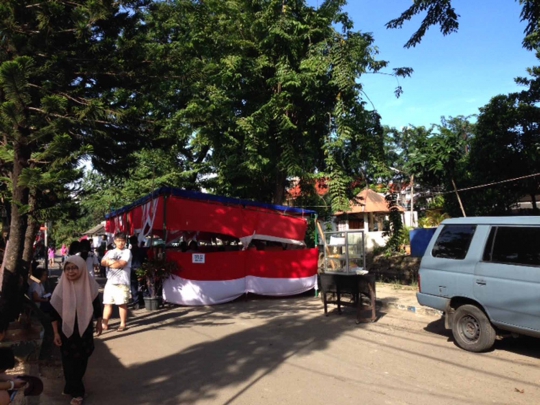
[417,216,540,352]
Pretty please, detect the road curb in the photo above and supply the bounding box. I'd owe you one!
[377,299,443,317]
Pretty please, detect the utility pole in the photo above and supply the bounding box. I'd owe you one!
[451,179,467,217]
[410,174,415,227]
[390,167,416,227]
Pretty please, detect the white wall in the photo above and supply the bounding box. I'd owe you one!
[336,229,388,253]
[402,211,418,228]
[365,231,388,252]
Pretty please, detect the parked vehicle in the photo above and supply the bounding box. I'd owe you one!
[416,216,540,352]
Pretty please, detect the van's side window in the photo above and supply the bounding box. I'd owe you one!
[432,225,476,260]
[484,226,540,266]
[482,227,496,262]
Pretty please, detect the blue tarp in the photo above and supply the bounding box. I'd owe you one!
[105,187,316,219]
[410,228,437,257]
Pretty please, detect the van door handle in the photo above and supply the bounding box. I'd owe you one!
[476,279,486,286]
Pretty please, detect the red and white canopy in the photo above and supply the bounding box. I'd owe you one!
[105,188,319,306]
[105,187,315,245]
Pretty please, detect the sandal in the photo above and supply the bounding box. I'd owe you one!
[70,397,83,405]
[117,326,127,332]
[101,322,109,331]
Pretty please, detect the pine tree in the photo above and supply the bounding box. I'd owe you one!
[0,0,156,330]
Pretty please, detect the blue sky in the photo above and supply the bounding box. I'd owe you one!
[309,0,539,129]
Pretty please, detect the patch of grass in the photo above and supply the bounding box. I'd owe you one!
[376,276,419,291]
[376,276,406,289]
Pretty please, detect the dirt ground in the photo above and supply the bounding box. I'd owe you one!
[34,295,540,405]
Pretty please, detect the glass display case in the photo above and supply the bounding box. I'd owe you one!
[322,230,366,274]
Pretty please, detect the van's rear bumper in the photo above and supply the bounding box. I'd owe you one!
[417,292,449,312]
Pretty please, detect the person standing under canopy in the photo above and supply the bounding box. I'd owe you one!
[61,244,68,264]
[48,246,55,267]
[78,239,99,278]
[101,232,132,332]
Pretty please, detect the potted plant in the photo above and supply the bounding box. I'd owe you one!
[136,257,179,310]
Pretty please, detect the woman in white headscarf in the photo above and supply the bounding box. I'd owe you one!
[50,256,102,405]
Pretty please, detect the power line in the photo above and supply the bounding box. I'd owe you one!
[291,172,540,209]
[431,172,540,196]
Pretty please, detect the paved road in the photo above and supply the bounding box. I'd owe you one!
[39,297,540,405]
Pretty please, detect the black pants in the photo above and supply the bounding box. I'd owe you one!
[130,270,140,303]
[61,355,88,398]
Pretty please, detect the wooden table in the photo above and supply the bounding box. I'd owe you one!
[319,272,377,323]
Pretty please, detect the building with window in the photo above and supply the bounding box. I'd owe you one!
[334,188,405,251]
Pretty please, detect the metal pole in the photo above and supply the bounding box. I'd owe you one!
[163,195,168,259]
[410,174,415,227]
[313,214,318,297]
[362,231,366,270]
[313,214,318,246]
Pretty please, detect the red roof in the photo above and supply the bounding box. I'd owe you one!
[287,178,329,198]
[336,189,404,214]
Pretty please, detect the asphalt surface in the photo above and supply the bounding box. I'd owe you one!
[36,286,540,405]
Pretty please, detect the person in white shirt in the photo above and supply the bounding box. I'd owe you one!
[28,269,52,312]
[77,239,99,278]
[100,232,132,332]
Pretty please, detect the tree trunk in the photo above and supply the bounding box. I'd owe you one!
[272,169,287,205]
[531,193,538,212]
[3,142,31,274]
[0,142,31,332]
[23,191,39,266]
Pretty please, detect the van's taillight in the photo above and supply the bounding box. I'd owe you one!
[418,273,421,293]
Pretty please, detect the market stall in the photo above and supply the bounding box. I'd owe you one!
[105,187,318,305]
[319,229,377,323]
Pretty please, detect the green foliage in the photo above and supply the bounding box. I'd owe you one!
[383,97,540,217]
[0,0,404,323]
[382,192,404,252]
[385,1,540,216]
[1,0,418,255]
[404,117,473,190]
[386,0,459,48]
[383,125,432,179]
[0,0,162,260]
[465,93,540,215]
[136,257,179,298]
[418,210,449,228]
[1,0,155,164]
[144,0,406,209]
[397,226,413,245]
[383,117,475,217]
[428,195,445,209]
[387,0,540,51]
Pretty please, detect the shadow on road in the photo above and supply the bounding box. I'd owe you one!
[491,335,540,358]
[39,294,540,405]
[423,317,451,338]
[422,316,540,359]
[82,297,379,404]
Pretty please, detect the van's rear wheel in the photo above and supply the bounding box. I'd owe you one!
[452,304,496,352]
